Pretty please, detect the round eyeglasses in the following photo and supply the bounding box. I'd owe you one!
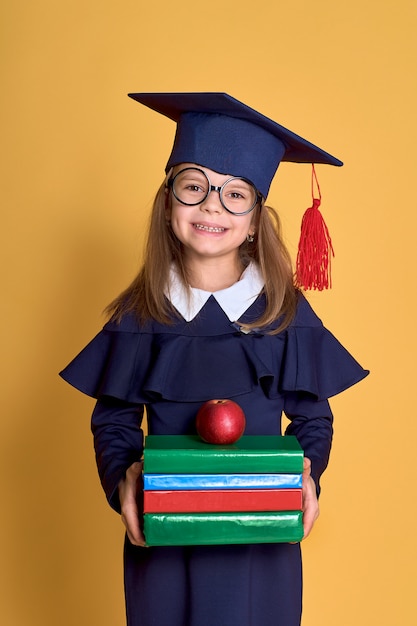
[167,167,262,215]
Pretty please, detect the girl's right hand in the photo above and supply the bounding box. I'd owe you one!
[118,461,146,547]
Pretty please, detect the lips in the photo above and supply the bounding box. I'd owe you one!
[193,223,226,233]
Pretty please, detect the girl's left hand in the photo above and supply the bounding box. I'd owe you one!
[301,456,319,540]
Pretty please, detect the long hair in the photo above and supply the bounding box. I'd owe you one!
[106,179,298,334]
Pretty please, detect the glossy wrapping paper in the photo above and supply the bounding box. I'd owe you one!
[144,434,304,474]
[144,511,304,546]
[143,472,303,490]
[144,488,303,513]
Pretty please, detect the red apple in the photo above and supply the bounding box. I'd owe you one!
[196,399,246,445]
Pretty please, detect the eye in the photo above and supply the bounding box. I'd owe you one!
[228,190,245,200]
[185,184,204,193]
[175,171,208,194]
[224,183,251,201]
[221,178,257,213]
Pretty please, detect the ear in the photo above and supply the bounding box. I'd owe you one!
[250,204,261,233]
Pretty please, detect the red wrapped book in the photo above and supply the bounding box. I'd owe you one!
[144,488,302,513]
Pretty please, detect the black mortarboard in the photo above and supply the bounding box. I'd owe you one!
[128,92,342,198]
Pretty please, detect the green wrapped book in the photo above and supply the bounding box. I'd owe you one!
[144,511,304,546]
[144,435,304,474]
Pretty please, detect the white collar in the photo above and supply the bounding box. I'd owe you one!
[166,262,265,322]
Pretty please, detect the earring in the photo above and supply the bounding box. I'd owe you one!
[246,233,255,242]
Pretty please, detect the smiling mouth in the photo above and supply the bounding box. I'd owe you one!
[193,223,226,233]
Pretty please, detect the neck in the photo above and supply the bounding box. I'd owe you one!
[185,256,246,292]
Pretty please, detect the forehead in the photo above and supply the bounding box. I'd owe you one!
[173,163,254,186]
[173,163,225,176]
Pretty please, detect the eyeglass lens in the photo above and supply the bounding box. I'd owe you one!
[171,168,258,215]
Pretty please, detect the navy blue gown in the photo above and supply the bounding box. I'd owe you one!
[60,292,368,626]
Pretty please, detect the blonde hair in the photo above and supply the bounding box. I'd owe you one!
[106,179,298,334]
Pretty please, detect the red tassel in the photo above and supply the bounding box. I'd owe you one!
[295,165,334,291]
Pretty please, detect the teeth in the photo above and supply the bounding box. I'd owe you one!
[194,224,225,233]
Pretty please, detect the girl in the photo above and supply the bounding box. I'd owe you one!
[60,92,368,626]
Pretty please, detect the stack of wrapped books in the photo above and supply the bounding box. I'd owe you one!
[143,435,304,546]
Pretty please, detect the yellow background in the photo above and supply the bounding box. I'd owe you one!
[1,1,416,624]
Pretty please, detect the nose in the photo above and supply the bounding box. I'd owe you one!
[200,186,224,214]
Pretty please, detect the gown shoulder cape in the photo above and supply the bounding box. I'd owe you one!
[60,292,368,406]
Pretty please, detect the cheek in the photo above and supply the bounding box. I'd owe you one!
[236,215,254,236]
[169,206,189,240]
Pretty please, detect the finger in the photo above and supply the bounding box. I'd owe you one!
[301,468,319,540]
[302,504,318,540]
[121,510,147,547]
[126,460,143,485]
[302,456,311,477]
[127,527,146,547]
[119,462,146,546]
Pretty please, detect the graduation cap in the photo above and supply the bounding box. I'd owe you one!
[128,92,343,290]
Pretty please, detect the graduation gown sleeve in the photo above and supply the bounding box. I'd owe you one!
[91,396,144,513]
[284,393,333,494]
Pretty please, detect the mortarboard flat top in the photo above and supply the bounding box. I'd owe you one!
[128,92,342,198]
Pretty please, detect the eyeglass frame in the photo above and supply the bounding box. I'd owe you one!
[166,167,263,216]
